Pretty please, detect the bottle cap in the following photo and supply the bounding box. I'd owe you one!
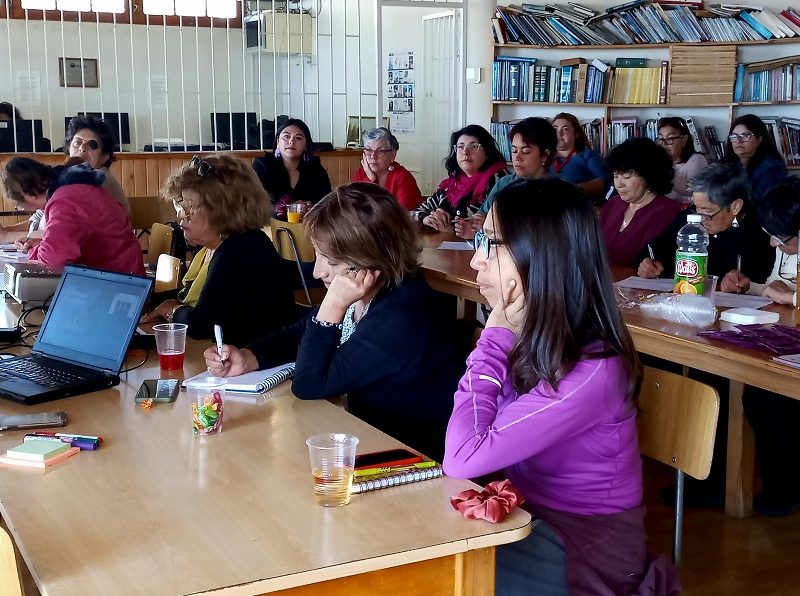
[687,214,702,223]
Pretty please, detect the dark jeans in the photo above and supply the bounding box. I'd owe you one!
[496,520,569,596]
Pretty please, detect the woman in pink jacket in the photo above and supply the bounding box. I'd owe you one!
[0,157,144,275]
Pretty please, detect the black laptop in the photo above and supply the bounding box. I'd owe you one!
[0,265,152,405]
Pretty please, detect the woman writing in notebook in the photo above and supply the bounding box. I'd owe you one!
[443,179,676,594]
[205,183,464,461]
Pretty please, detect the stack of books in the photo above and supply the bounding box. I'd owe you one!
[0,440,79,469]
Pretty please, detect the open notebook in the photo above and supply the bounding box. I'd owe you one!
[183,363,295,394]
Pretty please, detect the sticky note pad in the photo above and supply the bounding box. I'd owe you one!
[6,441,70,462]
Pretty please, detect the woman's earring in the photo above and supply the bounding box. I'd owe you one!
[274,149,281,158]
[388,165,395,172]
[732,216,739,228]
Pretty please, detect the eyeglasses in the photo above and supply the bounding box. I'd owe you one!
[762,227,794,246]
[469,228,505,258]
[779,251,798,283]
[189,156,225,182]
[728,132,755,143]
[71,137,99,151]
[696,206,724,222]
[363,148,393,157]
[172,199,198,221]
[454,142,482,153]
[656,135,685,146]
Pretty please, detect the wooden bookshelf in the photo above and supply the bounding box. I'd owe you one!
[494,37,800,51]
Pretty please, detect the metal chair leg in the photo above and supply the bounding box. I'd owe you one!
[275,228,314,307]
[673,469,684,568]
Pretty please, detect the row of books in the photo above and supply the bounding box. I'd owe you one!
[734,56,800,102]
[762,116,800,165]
[494,3,800,46]
[492,56,667,105]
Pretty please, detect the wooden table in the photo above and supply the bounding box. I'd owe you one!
[0,341,530,596]
[419,240,800,518]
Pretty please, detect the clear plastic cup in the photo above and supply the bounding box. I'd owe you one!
[306,433,359,506]
[187,377,226,435]
[703,275,718,305]
[287,203,304,223]
[153,323,188,370]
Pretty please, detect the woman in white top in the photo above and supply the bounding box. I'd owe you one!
[656,117,707,204]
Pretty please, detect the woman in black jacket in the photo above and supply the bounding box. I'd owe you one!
[205,183,464,461]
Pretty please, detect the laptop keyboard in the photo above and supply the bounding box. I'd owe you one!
[0,359,88,388]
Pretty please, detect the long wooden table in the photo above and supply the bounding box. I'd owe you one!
[0,340,530,595]
[419,232,800,518]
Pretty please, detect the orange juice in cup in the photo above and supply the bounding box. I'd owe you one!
[287,203,303,223]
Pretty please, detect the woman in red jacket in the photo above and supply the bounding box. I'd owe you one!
[351,127,423,210]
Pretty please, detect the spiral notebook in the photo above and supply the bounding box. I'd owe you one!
[183,363,295,394]
[351,464,444,494]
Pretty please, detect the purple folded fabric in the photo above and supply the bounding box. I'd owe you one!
[698,324,800,355]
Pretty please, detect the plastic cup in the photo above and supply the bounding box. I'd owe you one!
[287,203,303,223]
[153,323,187,370]
[703,275,718,305]
[306,433,359,507]
[187,377,226,435]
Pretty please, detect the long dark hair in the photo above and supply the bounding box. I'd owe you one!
[443,124,505,177]
[491,178,641,402]
[722,113,783,172]
[509,117,558,168]
[274,117,315,161]
[657,116,696,163]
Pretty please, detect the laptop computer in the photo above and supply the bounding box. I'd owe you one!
[0,265,152,405]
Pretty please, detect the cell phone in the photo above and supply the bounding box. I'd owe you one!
[0,411,67,432]
[134,379,180,403]
[354,448,422,470]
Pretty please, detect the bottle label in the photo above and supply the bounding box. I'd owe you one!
[674,251,707,295]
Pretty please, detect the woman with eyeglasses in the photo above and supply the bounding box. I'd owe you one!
[656,117,708,203]
[722,113,787,203]
[204,183,464,460]
[410,124,508,231]
[637,162,773,292]
[550,112,610,204]
[252,118,332,221]
[141,154,296,347]
[443,178,677,595]
[351,127,423,210]
[599,137,684,268]
[0,157,144,275]
[455,117,557,241]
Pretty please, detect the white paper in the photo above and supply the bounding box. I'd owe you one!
[15,70,40,105]
[438,241,474,251]
[150,76,167,108]
[615,277,675,292]
[712,293,772,310]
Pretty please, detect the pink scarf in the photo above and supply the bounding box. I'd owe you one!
[438,160,508,208]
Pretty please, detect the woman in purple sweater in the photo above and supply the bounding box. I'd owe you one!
[443,179,678,595]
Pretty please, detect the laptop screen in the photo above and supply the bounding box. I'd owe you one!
[34,266,152,372]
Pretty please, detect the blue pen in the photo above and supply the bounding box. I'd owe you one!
[24,435,98,451]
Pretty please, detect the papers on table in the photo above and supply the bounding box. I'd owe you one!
[615,277,675,292]
[437,241,474,251]
[615,276,773,310]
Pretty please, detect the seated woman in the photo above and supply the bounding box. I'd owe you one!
[656,116,707,203]
[0,157,143,274]
[550,112,610,204]
[599,137,683,268]
[64,114,130,216]
[753,177,799,305]
[722,113,787,204]
[141,154,295,347]
[410,124,508,231]
[443,178,676,594]
[351,127,423,209]
[637,162,773,293]
[252,118,332,220]
[204,183,464,460]
[455,117,557,240]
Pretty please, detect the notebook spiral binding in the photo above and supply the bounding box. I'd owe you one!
[351,466,444,494]
[256,365,295,392]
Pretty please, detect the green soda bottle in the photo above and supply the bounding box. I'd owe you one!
[674,213,708,295]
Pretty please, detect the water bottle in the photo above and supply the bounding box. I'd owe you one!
[639,294,717,328]
[674,213,709,296]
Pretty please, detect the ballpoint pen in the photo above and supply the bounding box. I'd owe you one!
[647,244,655,261]
[736,254,742,294]
[214,324,225,365]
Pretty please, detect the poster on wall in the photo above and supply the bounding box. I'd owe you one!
[387,50,414,134]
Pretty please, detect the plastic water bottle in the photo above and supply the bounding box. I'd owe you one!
[674,213,709,296]
[639,294,717,328]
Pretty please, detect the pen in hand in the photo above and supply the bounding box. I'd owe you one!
[21,220,36,249]
[213,324,225,366]
[736,254,742,294]
[647,243,655,261]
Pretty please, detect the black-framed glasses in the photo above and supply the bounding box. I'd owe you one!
[469,228,505,258]
[656,134,685,146]
[71,137,99,151]
[778,251,798,283]
[454,142,481,153]
[761,226,793,246]
[189,156,225,182]
[696,206,724,222]
[363,147,393,157]
[728,132,755,143]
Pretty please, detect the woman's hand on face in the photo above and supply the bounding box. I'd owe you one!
[486,279,525,334]
[361,155,378,183]
[422,208,452,232]
[720,270,751,294]
[203,345,254,378]
[139,299,181,323]
[324,269,382,311]
[637,258,664,279]
[762,280,795,305]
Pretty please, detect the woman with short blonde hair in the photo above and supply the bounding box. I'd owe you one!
[141,153,296,346]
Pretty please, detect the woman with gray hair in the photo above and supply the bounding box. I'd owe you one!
[351,127,423,209]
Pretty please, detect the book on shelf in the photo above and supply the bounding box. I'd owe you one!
[183,363,295,394]
[351,462,444,494]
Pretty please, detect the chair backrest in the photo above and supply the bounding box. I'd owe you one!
[0,525,23,596]
[128,196,177,231]
[269,218,315,263]
[154,254,181,294]
[637,366,720,480]
[146,223,175,267]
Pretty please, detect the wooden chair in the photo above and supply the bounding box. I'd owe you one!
[145,223,174,268]
[0,525,23,596]
[637,366,720,567]
[154,254,181,294]
[269,218,316,307]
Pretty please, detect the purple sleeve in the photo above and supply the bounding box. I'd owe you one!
[443,327,624,479]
